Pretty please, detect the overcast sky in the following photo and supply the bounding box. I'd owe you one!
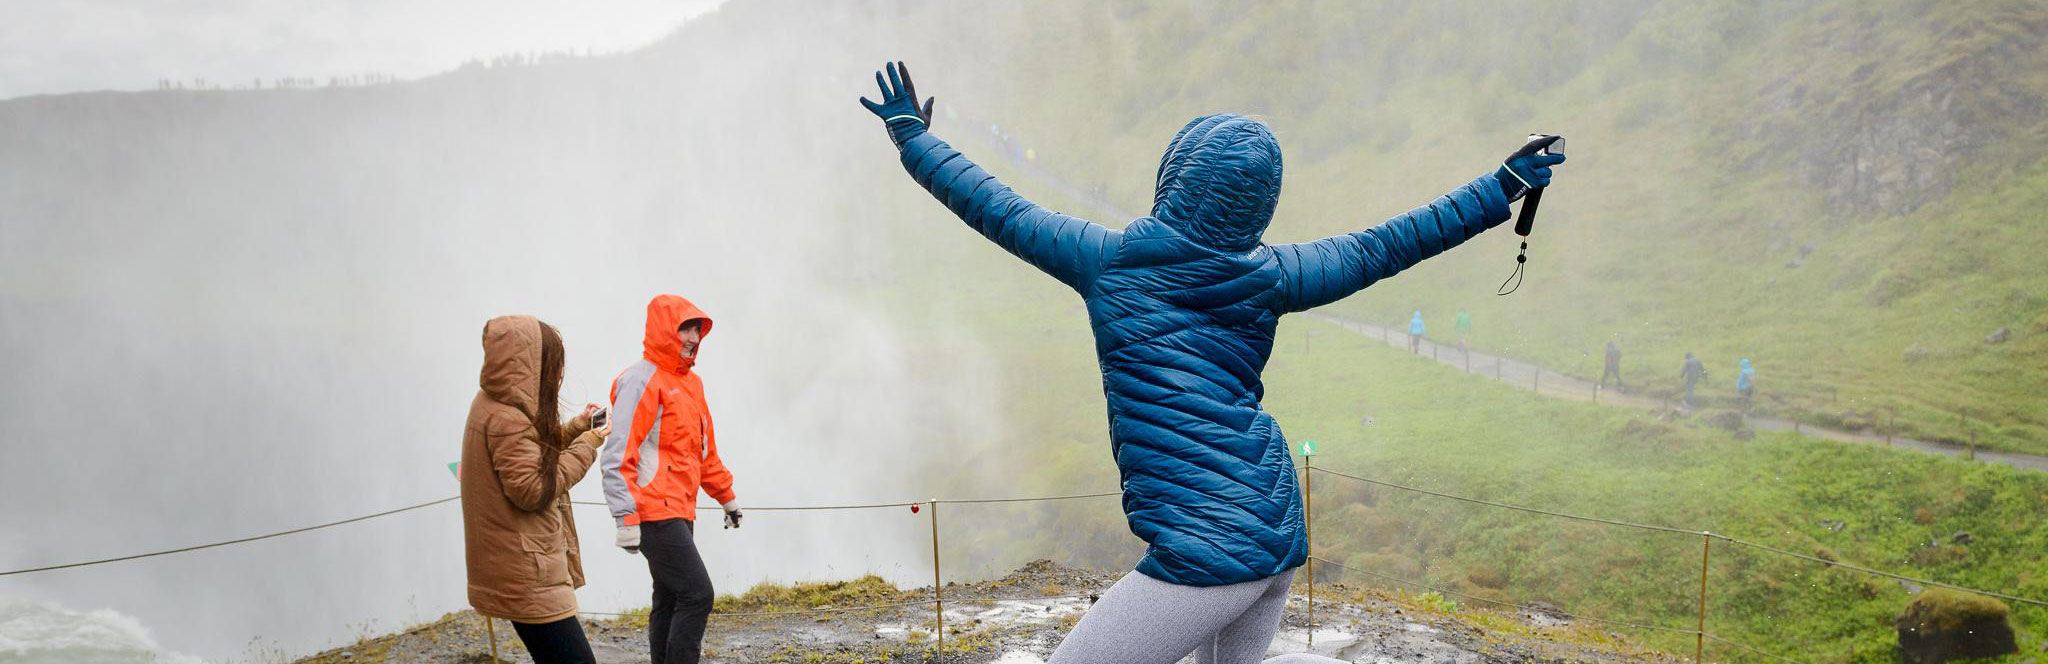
[0,0,725,99]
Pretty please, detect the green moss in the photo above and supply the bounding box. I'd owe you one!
[1905,588,2011,633]
[712,575,908,615]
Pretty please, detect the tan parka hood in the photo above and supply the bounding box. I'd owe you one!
[480,315,542,419]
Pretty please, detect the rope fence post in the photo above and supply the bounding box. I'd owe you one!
[485,616,499,663]
[1305,450,1315,649]
[1696,531,1711,664]
[929,499,943,662]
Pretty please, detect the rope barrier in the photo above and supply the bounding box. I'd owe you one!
[0,496,460,577]
[562,489,1120,513]
[1,492,1119,578]
[1306,556,1698,636]
[1707,533,2048,608]
[1307,466,1700,535]
[936,491,1122,505]
[568,499,924,512]
[3,466,2037,662]
[580,593,1098,619]
[1306,466,2048,608]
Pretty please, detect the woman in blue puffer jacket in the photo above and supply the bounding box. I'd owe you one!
[861,62,1564,664]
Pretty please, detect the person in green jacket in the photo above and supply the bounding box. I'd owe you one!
[1454,308,1472,353]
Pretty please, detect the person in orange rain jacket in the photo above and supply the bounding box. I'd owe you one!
[599,294,740,664]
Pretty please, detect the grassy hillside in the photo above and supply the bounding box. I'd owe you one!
[3,1,2042,660]
[852,0,2048,454]
[1269,317,2048,661]
[802,6,2048,658]
[879,252,2048,661]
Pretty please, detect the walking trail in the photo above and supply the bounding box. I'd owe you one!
[956,123,2048,475]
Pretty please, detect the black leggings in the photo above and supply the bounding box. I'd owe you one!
[510,616,594,664]
[643,518,715,664]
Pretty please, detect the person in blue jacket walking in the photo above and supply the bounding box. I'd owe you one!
[861,62,1564,664]
[1736,358,1757,408]
[1408,310,1426,354]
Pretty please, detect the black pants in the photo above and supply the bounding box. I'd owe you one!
[1601,365,1624,390]
[510,616,594,664]
[643,518,714,664]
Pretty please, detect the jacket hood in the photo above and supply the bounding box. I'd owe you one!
[480,315,543,419]
[644,294,714,375]
[1151,114,1284,252]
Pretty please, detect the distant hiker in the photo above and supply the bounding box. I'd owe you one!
[1409,310,1426,354]
[862,60,1565,664]
[1680,352,1706,407]
[602,295,743,664]
[461,316,609,664]
[1600,341,1625,391]
[1454,308,1472,352]
[1737,358,1757,407]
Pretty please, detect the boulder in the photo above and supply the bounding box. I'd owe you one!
[1984,327,2009,344]
[1895,588,2017,664]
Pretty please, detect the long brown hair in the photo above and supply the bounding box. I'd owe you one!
[534,321,567,501]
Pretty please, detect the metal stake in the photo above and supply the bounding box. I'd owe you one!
[486,616,499,663]
[930,500,943,661]
[1305,454,1315,648]
[1695,533,1711,664]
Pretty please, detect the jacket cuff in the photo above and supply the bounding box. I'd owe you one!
[887,118,928,148]
[1481,170,1516,227]
[1492,166,1527,204]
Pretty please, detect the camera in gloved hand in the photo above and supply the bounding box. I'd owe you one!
[1495,134,1567,296]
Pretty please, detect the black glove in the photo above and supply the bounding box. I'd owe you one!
[859,61,935,147]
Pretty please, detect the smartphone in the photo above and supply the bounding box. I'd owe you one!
[591,408,609,430]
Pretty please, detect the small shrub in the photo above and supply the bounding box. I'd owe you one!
[1466,565,1507,590]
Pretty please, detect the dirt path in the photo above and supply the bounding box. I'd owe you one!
[954,122,2048,476]
[1305,313,2048,474]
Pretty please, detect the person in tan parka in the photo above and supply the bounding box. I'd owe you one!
[461,315,609,663]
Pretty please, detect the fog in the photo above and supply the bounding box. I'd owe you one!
[0,0,724,99]
[4,1,2044,661]
[0,2,1032,659]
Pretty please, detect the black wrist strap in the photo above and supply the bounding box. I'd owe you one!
[1497,241,1528,296]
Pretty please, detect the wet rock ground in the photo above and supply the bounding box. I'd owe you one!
[294,561,1682,664]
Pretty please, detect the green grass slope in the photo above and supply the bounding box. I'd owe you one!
[857,0,2048,454]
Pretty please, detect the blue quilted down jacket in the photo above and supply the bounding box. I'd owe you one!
[892,114,1511,586]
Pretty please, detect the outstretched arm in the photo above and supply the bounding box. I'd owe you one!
[1272,141,1566,312]
[861,61,1119,293]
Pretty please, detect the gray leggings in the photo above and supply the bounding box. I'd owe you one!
[1048,569,1345,664]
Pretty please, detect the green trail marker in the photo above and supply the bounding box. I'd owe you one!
[449,461,460,479]
[1300,439,1318,457]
